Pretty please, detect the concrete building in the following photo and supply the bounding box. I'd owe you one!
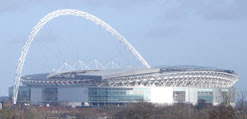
[9,65,238,107]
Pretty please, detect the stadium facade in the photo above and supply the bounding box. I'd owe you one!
[9,65,238,107]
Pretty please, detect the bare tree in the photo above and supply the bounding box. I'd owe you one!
[236,90,247,119]
[208,104,237,119]
[214,88,236,107]
[112,102,154,119]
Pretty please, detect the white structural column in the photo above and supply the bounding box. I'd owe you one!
[13,9,151,104]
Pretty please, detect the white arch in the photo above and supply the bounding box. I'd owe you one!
[12,9,151,104]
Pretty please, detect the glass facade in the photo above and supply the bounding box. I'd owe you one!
[18,87,31,102]
[88,87,150,105]
[42,88,58,102]
[9,86,234,106]
[197,91,213,103]
[9,86,30,102]
[173,91,185,103]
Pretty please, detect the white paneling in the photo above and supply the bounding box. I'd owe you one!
[31,88,42,104]
[151,87,173,104]
[186,88,197,105]
[58,87,88,102]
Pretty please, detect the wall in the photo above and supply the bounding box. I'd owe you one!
[30,87,42,105]
[58,87,88,102]
[150,87,173,104]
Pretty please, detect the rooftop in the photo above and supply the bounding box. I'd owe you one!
[22,65,236,80]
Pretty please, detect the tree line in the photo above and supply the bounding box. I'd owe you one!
[0,91,246,119]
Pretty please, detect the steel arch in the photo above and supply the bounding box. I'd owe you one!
[13,9,151,104]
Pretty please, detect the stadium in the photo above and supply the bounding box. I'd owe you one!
[9,9,239,107]
[9,65,238,107]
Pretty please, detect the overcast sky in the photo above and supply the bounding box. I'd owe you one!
[0,0,246,96]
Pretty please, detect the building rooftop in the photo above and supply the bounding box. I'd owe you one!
[159,65,236,74]
[22,65,236,81]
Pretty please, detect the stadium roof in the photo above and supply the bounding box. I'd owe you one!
[159,65,236,74]
[22,65,236,80]
[21,65,238,88]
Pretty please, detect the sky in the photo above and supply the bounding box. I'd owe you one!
[0,0,246,96]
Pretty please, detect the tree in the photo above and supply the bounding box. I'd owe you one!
[236,90,247,119]
[113,102,154,119]
[208,104,237,119]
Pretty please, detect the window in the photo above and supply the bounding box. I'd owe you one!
[18,87,30,102]
[197,91,213,104]
[173,91,185,102]
[9,86,30,102]
[88,88,150,104]
[42,88,58,102]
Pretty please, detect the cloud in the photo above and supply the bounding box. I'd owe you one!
[193,0,247,20]
[79,0,153,8]
[8,26,57,45]
[145,26,182,39]
[156,0,247,20]
[0,0,30,13]
[34,26,57,43]
[0,0,153,13]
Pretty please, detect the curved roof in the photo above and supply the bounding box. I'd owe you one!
[159,65,236,74]
[21,65,238,88]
